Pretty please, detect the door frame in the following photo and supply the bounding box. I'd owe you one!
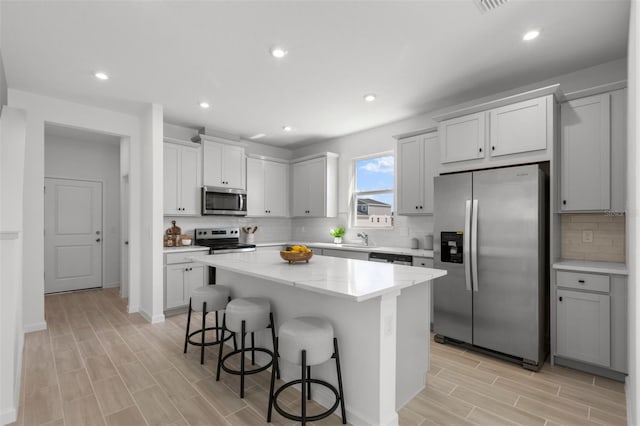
[44,176,104,293]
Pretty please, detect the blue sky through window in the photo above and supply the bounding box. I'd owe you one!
[356,156,394,192]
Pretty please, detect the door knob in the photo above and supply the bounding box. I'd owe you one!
[96,238,101,242]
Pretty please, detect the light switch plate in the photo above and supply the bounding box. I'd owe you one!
[582,230,594,243]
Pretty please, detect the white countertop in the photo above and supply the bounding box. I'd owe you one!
[255,241,434,258]
[552,259,628,275]
[192,251,446,302]
[163,245,209,254]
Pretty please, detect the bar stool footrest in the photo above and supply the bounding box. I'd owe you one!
[273,378,341,423]
[187,326,233,347]
[221,348,274,376]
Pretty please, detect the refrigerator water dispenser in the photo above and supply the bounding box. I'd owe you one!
[440,231,463,263]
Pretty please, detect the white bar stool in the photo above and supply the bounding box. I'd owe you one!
[183,285,233,365]
[216,297,278,398]
[267,316,346,425]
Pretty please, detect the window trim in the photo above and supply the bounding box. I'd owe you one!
[351,151,395,229]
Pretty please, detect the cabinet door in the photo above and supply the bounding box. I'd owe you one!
[185,264,205,305]
[180,145,201,215]
[439,112,485,163]
[489,97,548,157]
[557,289,610,367]
[164,144,180,215]
[202,140,223,187]
[264,161,289,216]
[305,158,326,216]
[397,136,424,215]
[165,264,186,310]
[246,158,265,216]
[291,162,309,216]
[223,145,246,189]
[560,94,611,211]
[422,133,440,214]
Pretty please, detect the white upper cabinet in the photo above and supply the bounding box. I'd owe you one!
[560,93,611,211]
[439,112,485,163]
[247,157,289,217]
[434,86,557,173]
[291,153,338,218]
[397,132,439,215]
[560,89,626,212]
[489,97,548,157]
[202,136,246,189]
[163,140,201,216]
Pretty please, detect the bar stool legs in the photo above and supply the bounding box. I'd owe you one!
[267,316,346,425]
[216,299,278,399]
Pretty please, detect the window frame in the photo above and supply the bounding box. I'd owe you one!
[351,151,395,229]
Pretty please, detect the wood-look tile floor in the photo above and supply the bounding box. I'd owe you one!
[11,288,627,426]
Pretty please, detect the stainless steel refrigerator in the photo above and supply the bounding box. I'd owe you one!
[433,164,548,370]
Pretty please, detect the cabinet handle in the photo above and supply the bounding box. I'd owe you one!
[416,206,419,209]
[559,296,563,302]
[563,200,567,205]
[492,146,495,151]
[578,279,585,283]
[479,147,483,153]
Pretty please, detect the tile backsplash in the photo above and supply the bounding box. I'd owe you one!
[560,213,625,263]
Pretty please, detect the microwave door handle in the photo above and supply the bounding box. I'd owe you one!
[464,200,472,292]
[239,193,244,211]
[471,199,479,292]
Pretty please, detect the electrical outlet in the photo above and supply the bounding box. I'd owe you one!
[582,230,593,243]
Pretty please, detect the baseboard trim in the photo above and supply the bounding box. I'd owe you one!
[0,408,17,425]
[127,304,140,314]
[138,309,165,324]
[102,281,120,289]
[23,321,47,333]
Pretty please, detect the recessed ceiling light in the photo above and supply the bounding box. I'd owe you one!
[282,125,293,132]
[199,102,210,109]
[270,47,288,59]
[523,30,540,41]
[364,94,377,102]
[94,71,109,80]
[249,133,266,140]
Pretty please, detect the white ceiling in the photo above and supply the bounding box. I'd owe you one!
[1,0,630,147]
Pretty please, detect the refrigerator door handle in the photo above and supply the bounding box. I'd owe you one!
[471,199,479,292]
[464,200,472,292]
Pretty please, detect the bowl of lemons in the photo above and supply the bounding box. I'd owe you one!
[280,245,313,264]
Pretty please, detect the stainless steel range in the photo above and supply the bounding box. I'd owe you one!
[194,227,256,283]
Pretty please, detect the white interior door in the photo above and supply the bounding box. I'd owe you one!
[45,178,103,293]
[121,175,129,298]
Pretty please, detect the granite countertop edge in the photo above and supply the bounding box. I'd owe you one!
[255,241,434,258]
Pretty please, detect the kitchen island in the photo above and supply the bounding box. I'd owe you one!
[191,251,446,426]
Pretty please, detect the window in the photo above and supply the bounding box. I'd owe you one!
[353,153,394,228]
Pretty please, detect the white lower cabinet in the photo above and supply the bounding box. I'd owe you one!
[164,250,208,311]
[320,248,369,261]
[556,289,610,367]
[555,270,627,374]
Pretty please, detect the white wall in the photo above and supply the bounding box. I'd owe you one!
[139,104,164,323]
[626,2,639,424]
[7,89,143,331]
[0,107,26,425]
[44,132,121,287]
[0,53,7,110]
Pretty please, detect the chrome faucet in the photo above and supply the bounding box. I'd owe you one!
[357,232,369,246]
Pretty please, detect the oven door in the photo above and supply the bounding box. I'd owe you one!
[201,187,247,215]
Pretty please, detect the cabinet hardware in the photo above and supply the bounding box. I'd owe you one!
[479,147,483,153]
[559,296,563,302]
[96,230,101,235]
[96,238,101,242]
[563,200,567,205]
[578,279,585,283]
[492,146,495,151]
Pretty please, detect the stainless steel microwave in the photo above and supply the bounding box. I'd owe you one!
[201,186,247,216]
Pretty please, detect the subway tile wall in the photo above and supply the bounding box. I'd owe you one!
[560,213,626,263]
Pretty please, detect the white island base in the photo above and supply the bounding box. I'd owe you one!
[192,252,446,426]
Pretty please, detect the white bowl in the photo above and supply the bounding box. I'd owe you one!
[181,239,192,246]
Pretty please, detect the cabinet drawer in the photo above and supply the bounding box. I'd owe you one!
[557,271,610,292]
[165,250,208,265]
